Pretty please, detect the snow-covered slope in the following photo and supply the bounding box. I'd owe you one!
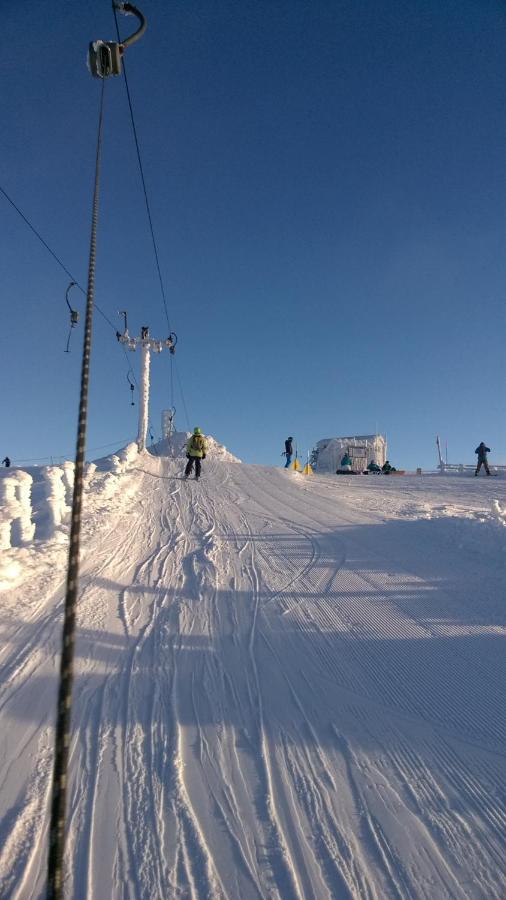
[0,442,505,899]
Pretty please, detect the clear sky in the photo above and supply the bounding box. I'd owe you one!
[2,0,506,470]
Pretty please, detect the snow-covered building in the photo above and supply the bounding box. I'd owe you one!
[312,434,387,473]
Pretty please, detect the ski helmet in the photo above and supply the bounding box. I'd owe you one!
[194,426,202,434]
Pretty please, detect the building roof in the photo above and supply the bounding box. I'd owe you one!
[317,434,386,444]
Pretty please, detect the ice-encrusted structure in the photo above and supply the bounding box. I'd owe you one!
[313,434,387,473]
[0,471,36,549]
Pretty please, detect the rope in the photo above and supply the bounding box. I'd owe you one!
[170,352,175,410]
[46,77,107,900]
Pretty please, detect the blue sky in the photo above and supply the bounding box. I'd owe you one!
[2,0,506,470]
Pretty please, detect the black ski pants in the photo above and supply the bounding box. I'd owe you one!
[185,456,202,478]
[475,459,490,475]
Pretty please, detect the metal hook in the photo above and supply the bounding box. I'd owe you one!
[116,309,129,341]
[64,282,79,352]
[127,370,135,405]
[113,3,147,50]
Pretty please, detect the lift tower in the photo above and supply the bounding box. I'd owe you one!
[117,313,177,450]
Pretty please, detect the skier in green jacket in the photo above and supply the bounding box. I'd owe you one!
[185,427,207,481]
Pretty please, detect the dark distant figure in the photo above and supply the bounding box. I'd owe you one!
[2,457,10,468]
[368,460,381,473]
[283,437,294,469]
[382,460,397,474]
[475,442,491,476]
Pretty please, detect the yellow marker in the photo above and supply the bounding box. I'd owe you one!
[303,463,313,475]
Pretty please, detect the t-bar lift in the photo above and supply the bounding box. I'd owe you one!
[117,315,177,450]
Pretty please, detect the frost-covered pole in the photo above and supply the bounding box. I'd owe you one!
[138,337,151,451]
[116,322,177,452]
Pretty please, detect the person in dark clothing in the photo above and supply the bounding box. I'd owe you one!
[475,442,491,476]
[336,452,353,474]
[382,460,397,474]
[283,437,294,469]
[2,457,10,467]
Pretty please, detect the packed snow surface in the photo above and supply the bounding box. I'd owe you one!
[0,438,505,899]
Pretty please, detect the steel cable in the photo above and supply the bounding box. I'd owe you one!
[46,76,107,900]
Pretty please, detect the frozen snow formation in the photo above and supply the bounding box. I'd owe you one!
[0,441,141,552]
[0,435,235,559]
[491,498,506,524]
[38,466,70,541]
[0,470,35,549]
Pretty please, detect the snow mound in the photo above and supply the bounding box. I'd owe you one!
[147,431,241,463]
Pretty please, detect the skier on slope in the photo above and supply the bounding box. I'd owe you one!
[184,427,207,481]
[475,442,491,476]
[283,437,294,469]
[2,457,10,468]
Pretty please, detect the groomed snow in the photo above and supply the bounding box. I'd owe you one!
[0,437,505,898]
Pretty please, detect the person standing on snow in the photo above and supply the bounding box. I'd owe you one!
[283,437,294,468]
[185,427,207,480]
[2,457,10,467]
[475,442,491,476]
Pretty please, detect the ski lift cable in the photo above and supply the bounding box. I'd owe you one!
[0,183,139,389]
[112,4,173,336]
[112,2,178,414]
[46,75,108,900]
[170,352,175,411]
[13,438,132,463]
[1,185,110,330]
[48,10,149,883]
[11,437,132,462]
[173,357,191,432]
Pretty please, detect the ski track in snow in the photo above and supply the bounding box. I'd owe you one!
[0,453,505,898]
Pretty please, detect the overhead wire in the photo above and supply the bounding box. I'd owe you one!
[112,5,192,431]
[174,357,191,432]
[112,6,172,334]
[13,438,132,463]
[0,183,139,390]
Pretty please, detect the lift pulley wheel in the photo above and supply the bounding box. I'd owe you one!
[88,3,147,78]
